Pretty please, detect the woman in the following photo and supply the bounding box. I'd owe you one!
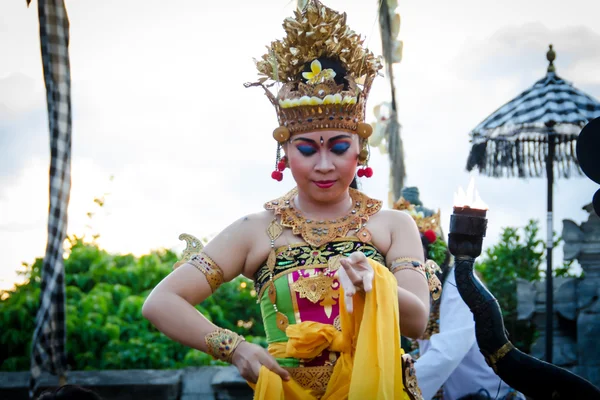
[143,1,434,398]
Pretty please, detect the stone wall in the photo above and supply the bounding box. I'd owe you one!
[0,367,253,400]
[517,203,600,388]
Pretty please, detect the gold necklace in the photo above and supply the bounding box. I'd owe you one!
[263,188,382,332]
[264,187,382,247]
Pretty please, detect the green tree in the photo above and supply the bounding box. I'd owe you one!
[0,237,265,371]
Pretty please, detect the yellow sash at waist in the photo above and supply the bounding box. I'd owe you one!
[267,321,348,359]
[249,259,410,400]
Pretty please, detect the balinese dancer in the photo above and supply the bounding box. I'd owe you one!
[143,1,439,399]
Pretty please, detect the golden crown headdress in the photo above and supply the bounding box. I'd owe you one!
[246,0,383,143]
[393,197,442,235]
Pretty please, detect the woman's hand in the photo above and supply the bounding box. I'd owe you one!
[231,341,290,384]
[338,251,374,313]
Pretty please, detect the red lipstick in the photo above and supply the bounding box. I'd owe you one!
[314,180,336,189]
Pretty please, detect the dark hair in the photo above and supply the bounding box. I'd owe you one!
[350,176,358,190]
[37,385,103,400]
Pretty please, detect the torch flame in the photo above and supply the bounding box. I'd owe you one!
[454,177,489,210]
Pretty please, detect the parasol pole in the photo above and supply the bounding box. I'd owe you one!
[544,44,557,364]
[545,127,555,364]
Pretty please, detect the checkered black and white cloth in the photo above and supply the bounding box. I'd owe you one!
[471,72,600,141]
[29,0,72,397]
[467,72,600,178]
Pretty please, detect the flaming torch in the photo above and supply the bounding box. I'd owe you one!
[447,179,599,399]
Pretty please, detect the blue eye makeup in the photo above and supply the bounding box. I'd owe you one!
[297,144,317,156]
[331,141,351,154]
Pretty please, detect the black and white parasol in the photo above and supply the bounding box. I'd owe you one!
[466,45,600,365]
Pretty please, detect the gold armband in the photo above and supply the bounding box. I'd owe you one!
[390,257,442,301]
[205,328,245,363]
[188,252,224,293]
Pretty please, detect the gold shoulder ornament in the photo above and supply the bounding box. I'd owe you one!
[173,233,224,293]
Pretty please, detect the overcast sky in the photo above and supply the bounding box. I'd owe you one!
[1,0,599,290]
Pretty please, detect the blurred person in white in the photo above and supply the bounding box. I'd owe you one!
[395,187,525,400]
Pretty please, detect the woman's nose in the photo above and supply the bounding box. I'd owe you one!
[315,152,334,173]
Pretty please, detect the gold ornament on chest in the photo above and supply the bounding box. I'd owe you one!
[290,254,342,304]
[291,274,335,304]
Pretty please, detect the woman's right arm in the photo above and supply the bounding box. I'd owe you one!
[142,213,289,383]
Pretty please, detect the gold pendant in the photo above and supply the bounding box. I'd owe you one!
[319,282,340,318]
[266,249,276,272]
[267,219,283,241]
[291,274,334,304]
[268,282,277,304]
[276,312,289,332]
[356,226,372,243]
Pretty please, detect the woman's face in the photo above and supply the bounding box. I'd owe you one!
[284,130,360,203]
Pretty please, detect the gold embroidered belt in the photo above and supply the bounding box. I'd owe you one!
[283,365,334,399]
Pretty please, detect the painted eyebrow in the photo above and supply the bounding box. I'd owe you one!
[292,134,352,144]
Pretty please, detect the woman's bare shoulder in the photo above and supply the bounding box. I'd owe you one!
[232,210,275,276]
[372,208,416,227]
[241,210,275,231]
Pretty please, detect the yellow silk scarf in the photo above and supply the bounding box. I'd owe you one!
[249,259,410,400]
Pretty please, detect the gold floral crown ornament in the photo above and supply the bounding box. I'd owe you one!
[246,0,383,142]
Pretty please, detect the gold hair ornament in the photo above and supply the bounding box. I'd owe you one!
[247,0,382,137]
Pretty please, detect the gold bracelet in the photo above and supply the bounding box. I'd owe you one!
[391,265,427,277]
[389,257,423,274]
[390,257,442,301]
[205,328,245,363]
[188,252,224,293]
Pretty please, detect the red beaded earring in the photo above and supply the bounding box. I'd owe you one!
[271,145,286,181]
[357,144,373,178]
[357,166,373,178]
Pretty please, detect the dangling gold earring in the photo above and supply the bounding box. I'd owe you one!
[271,145,285,181]
[357,142,373,178]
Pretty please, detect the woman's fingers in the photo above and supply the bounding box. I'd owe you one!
[340,253,373,292]
[348,251,368,265]
[362,267,374,292]
[340,258,362,287]
[349,252,373,292]
[261,352,291,381]
[250,361,262,383]
[337,267,355,313]
[338,266,356,296]
[233,342,290,383]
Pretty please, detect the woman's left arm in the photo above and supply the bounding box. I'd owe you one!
[385,210,430,339]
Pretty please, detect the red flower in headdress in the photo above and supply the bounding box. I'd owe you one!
[424,229,437,244]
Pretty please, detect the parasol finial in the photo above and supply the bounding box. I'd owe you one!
[547,44,556,73]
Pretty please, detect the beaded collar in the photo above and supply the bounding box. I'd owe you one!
[264,187,382,247]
